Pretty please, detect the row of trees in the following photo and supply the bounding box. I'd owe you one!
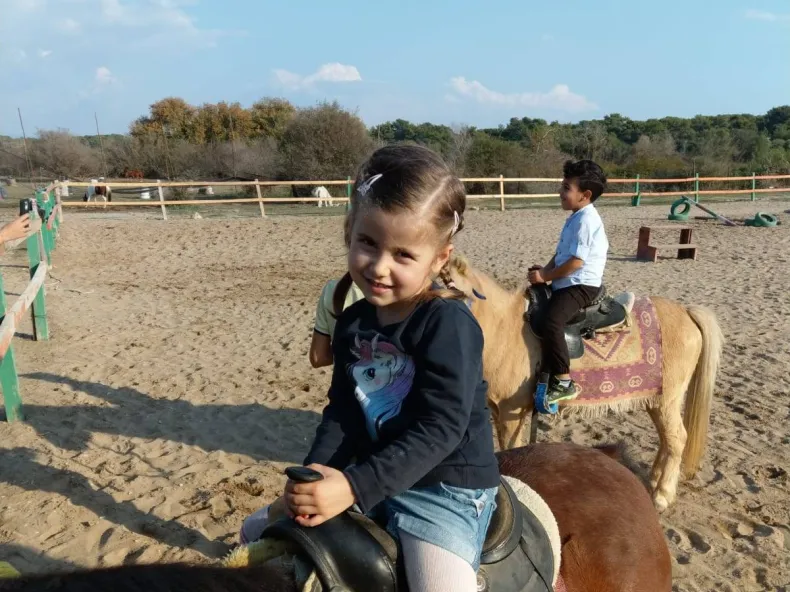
[1,98,788,195]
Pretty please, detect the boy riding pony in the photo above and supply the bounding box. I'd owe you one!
[528,159,609,404]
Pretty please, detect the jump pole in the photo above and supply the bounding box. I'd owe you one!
[682,196,737,227]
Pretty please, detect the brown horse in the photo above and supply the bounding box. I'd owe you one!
[0,442,671,591]
[122,168,144,180]
[446,254,723,512]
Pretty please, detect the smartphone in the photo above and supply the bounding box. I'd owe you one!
[19,198,34,216]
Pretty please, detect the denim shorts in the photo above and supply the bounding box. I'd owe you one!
[367,483,498,571]
[239,483,499,571]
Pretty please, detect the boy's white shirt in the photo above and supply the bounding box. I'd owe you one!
[552,203,608,290]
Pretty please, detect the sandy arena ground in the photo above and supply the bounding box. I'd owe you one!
[0,201,788,591]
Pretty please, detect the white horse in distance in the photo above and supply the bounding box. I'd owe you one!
[312,185,337,208]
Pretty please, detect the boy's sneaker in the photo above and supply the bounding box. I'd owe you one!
[546,378,580,404]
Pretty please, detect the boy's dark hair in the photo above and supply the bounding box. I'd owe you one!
[563,159,607,202]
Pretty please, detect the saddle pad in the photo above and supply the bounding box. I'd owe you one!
[568,296,663,411]
[501,475,561,588]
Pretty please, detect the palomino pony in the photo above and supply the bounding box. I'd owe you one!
[447,254,723,512]
[0,442,671,592]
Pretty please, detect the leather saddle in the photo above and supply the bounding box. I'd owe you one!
[258,477,555,592]
[525,283,629,360]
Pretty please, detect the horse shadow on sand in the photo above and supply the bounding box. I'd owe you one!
[20,372,321,465]
[0,448,228,561]
[3,373,324,561]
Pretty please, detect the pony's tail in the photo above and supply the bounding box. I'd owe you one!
[682,305,723,478]
[332,272,354,318]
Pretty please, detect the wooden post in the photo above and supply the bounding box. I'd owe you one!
[26,230,49,341]
[499,174,505,211]
[255,179,265,218]
[636,226,652,261]
[346,176,352,212]
[631,174,641,206]
[694,173,700,203]
[751,172,756,201]
[157,180,168,220]
[0,272,24,422]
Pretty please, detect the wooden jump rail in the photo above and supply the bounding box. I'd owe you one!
[1,185,61,422]
[53,172,790,218]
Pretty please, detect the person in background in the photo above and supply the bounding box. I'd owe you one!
[309,277,364,368]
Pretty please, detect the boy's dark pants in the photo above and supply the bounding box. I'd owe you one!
[541,285,601,376]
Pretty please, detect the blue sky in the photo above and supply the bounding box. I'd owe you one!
[2,0,789,136]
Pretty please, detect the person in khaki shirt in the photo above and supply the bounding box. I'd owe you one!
[309,278,364,368]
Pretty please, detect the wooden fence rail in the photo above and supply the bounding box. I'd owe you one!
[54,172,790,218]
[1,184,61,422]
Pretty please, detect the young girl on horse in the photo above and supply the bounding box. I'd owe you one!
[242,144,500,591]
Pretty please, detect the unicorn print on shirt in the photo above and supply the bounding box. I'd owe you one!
[348,333,415,441]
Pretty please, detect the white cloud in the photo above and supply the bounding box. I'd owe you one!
[38,49,53,58]
[273,69,304,90]
[745,9,790,22]
[274,62,362,90]
[100,0,192,28]
[2,1,242,62]
[59,18,82,33]
[95,66,116,84]
[449,77,597,113]
[95,0,244,47]
[7,0,45,12]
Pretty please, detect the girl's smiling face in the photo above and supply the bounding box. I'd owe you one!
[348,205,452,321]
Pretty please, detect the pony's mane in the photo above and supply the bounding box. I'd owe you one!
[449,253,528,303]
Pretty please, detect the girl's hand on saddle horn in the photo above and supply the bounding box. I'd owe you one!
[285,464,356,527]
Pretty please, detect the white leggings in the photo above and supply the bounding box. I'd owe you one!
[399,531,477,592]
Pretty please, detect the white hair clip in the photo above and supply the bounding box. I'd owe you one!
[357,173,383,197]
[451,210,461,236]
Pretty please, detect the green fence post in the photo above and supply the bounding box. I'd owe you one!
[51,190,61,238]
[41,195,55,260]
[694,173,700,203]
[751,172,756,201]
[631,174,641,206]
[46,190,57,249]
[0,272,24,422]
[346,176,352,212]
[34,191,53,267]
[26,231,49,341]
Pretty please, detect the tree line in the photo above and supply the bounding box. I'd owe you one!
[1,97,788,196]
